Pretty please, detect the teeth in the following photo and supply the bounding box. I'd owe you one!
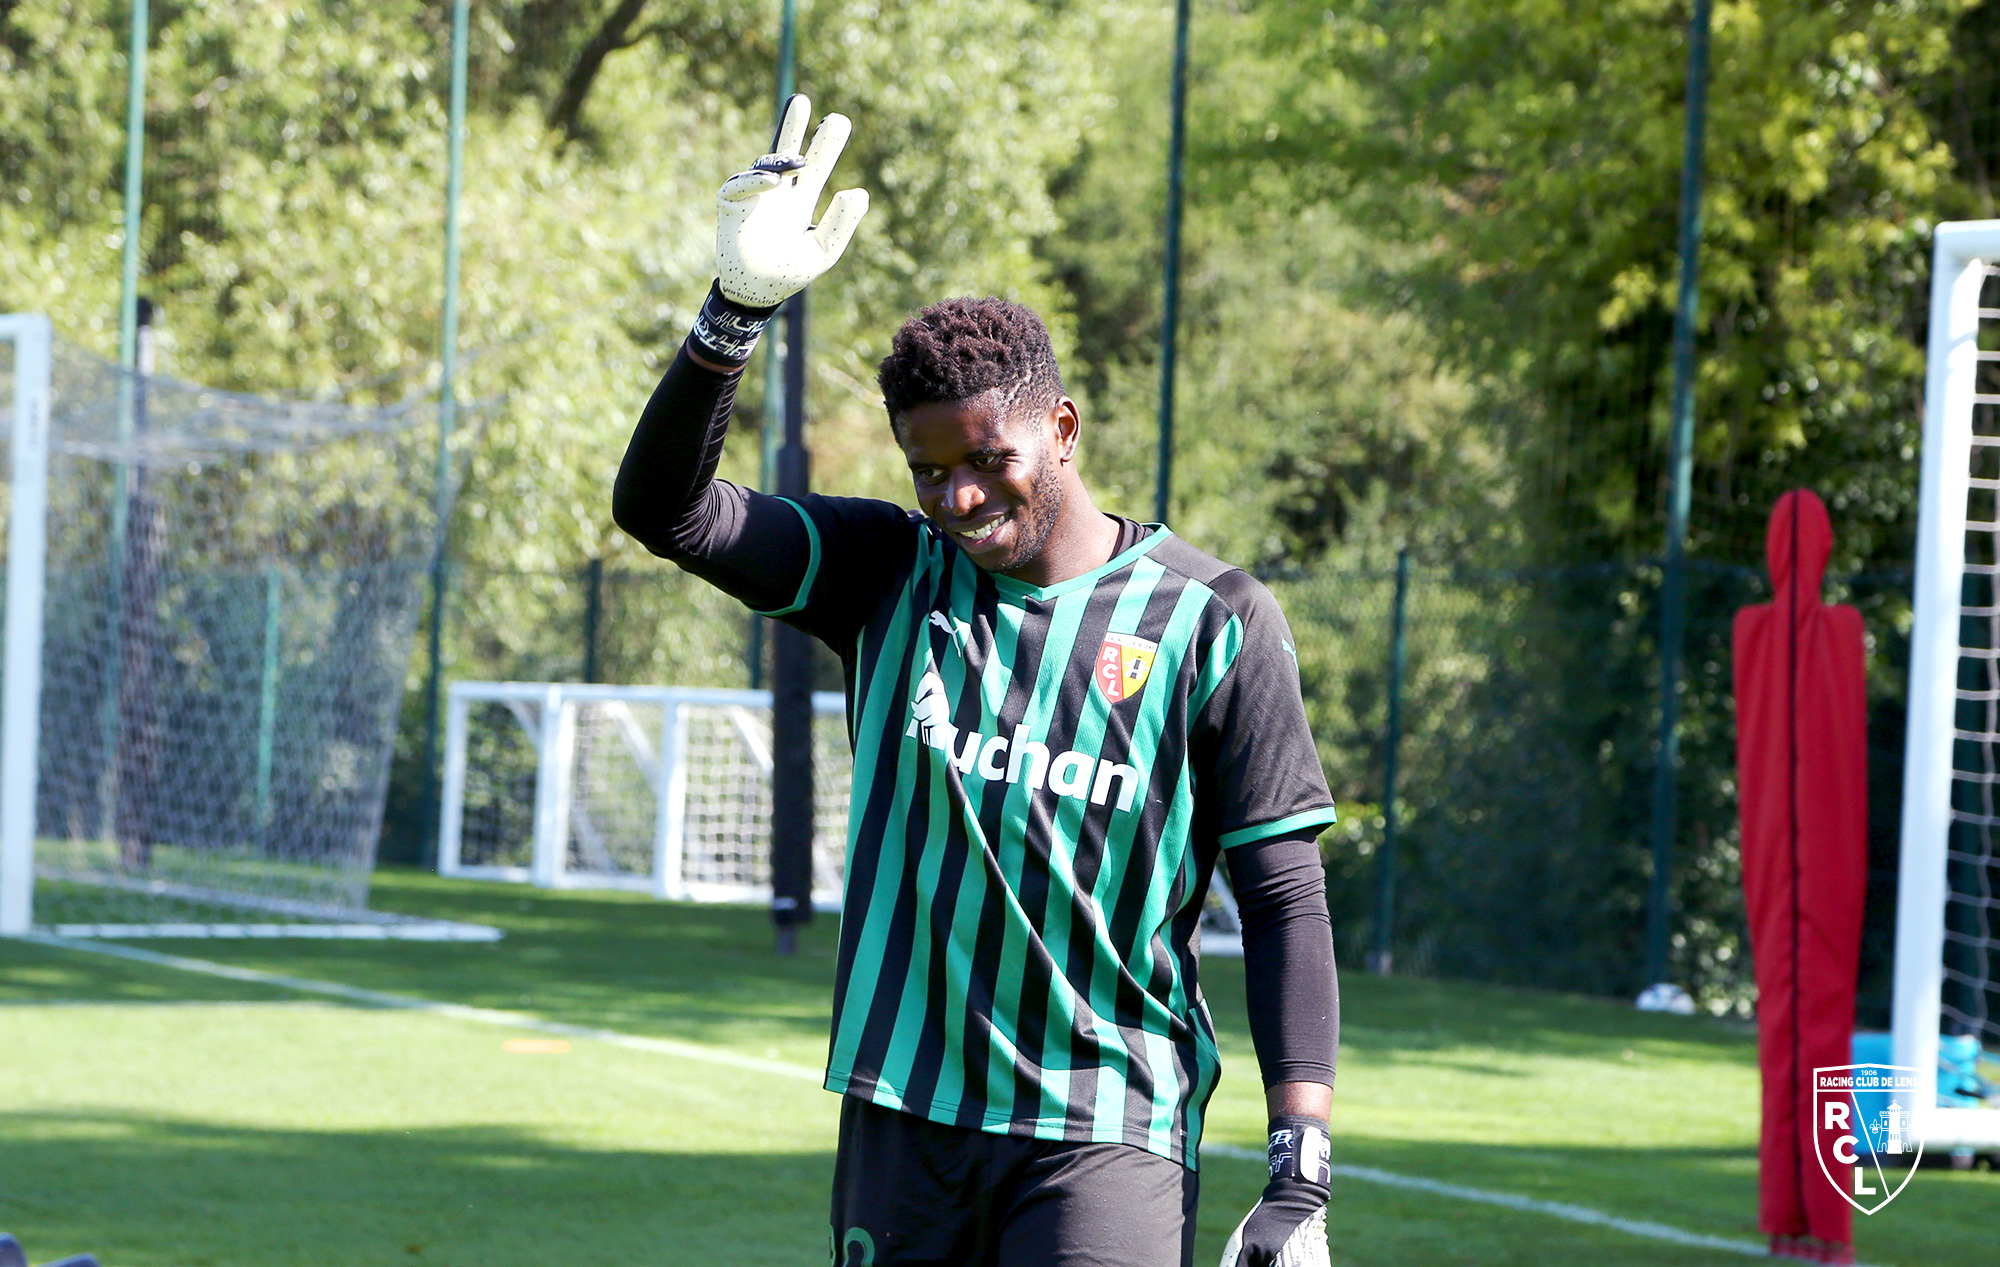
[956,518,1004,544]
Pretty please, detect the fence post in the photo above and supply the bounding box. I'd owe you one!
[770,294,815,954]
[417,0,471,872]
[1646,0,1714,991]
[1370,547,1411,976]
[582,556,604,684]
[1155,0,1191,524]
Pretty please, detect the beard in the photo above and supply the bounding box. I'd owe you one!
[992,450,1066,574]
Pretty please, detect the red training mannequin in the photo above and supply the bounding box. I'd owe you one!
[1733,489,1868,1261]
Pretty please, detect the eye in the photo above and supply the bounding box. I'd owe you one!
[912,466,945,485]
[972,453,1007,472]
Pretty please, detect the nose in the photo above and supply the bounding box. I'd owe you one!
[942,470,986,520]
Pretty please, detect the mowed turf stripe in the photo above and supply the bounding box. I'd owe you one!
[1203,1142,1815,1262]
[30,934,1837,1264]
[26,934,822,1084]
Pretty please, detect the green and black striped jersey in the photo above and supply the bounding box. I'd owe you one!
[764,495,1337,1168]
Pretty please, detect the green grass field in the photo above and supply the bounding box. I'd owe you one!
[2,869,1992,1266]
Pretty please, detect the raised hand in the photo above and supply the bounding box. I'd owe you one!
[716,94,871,309]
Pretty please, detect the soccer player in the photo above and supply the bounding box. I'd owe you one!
[614,97,1340,1267]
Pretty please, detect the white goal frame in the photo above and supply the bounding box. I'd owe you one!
[0,313,52,937]
[439,680,848,906]
[1895,222,2000,1150]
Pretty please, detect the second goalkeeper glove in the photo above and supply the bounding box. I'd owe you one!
[1219,1115,1332,1267]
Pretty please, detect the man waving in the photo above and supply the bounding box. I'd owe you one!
[614,97,1339,1267]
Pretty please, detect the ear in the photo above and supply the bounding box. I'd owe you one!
[1050,397,1081,463]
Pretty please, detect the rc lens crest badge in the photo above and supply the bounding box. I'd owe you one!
[1095,633,1158,703]
[1813,1064,1924,1214]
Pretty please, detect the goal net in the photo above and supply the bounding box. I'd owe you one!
[1895,227,2000,1148]
[441,682,851,906]
[0,314,493,940]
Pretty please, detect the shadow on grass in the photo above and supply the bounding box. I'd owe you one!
[5,1109,1785,1267]
[2,1109,834,1267]
[10,1106,1985,1267]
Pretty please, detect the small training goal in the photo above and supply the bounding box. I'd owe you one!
[440,681,851,907]
[435,678,1248,953]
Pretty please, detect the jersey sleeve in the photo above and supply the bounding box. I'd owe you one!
[1189,570,1338,850]
[751,492,921,648]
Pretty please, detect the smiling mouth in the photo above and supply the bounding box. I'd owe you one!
[951,514,1008,546]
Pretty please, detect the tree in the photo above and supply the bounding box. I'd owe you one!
[1245,0,1967,570]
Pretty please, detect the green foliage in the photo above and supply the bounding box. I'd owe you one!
[1248,0,1969,568]
[1043,4,1500,565]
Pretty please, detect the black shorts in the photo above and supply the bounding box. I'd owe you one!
[829,1096,1199,1267]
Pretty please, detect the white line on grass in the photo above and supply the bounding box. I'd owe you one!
[24,934,822,1084]
[1202,1142,1785,1258]
[28,934,1873,1264]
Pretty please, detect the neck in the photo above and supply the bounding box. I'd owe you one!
[1001,480,1121,588]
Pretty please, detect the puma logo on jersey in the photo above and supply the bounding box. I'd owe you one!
[905,669,1140,811]
[928,610,972,652]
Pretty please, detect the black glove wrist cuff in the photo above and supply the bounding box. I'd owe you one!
[1266,1115,1332,1190]
[689,280,779,369]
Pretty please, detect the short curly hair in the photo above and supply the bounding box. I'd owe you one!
[877,297,1065,426]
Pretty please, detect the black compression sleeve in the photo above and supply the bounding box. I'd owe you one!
[611,341,810,614]
[1227,830,1339,1089]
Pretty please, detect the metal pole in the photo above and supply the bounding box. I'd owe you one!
[757,0,796,495]
[100,0,148,847]
[582,556,604,684]
[1645,0,1712,990]
[1370,547,1410,976]
[749,0,799,691]
[1154,0,1190,526]
[419,0,470,869]
[771,291,815,954]
[113,300,161,872]
[118,0,148,376]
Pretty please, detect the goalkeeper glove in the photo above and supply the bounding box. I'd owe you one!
[690,94,870,368]
[1219,1116,1332,1267]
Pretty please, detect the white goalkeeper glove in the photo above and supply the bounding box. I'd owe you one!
[690,94,870,368]
[1219,1116,1333,1267]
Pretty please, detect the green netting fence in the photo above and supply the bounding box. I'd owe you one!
[1273,558,1910,1015]
[391,550,1912,1015]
